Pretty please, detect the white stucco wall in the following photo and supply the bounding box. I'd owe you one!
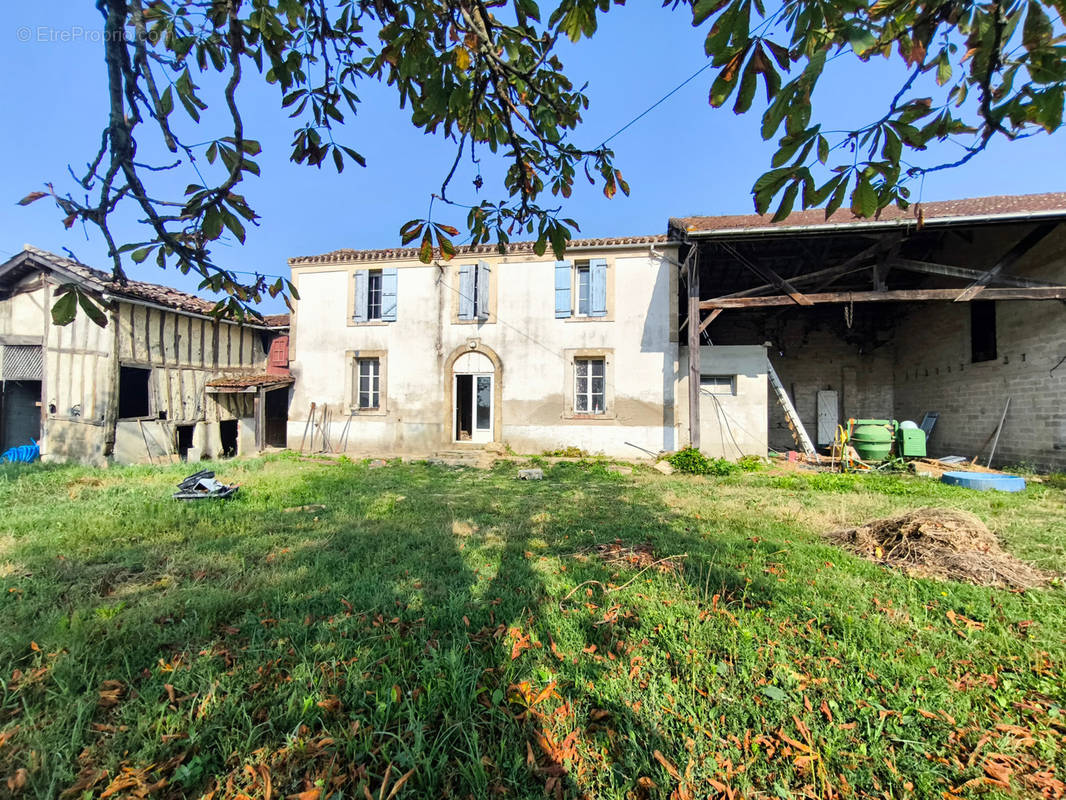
[288,247,680,457]
[677,345,769,459]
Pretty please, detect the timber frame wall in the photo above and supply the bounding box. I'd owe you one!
[4,273,271,465]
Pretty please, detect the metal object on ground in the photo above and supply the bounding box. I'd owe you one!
[919,412,939,438]
[173,469,239,500]
[940,471,1026,492]
[849,419,895,462]
[897,426,927,458]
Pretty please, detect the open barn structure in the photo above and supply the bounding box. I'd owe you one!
[671,194,1066,468]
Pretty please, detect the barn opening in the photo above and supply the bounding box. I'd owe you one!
[1,380,42,451]
[264,388,288,448]
[118,366,151,418]
[175,424,195,460]
[219,420,238,457]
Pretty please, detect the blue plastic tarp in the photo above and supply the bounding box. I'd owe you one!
[1,440,40,464]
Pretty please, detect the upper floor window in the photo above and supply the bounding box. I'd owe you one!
[352,268,397,323]
[457,261,492,321]
[367,270,383,320]
[555,258,607,319]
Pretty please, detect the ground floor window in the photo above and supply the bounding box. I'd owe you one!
[700,374,737,395]
[574,357,606,414]
[357,357,381,409]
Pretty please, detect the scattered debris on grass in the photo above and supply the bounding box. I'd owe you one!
[828,507,1049,589]
[653,460,674,475]
[172,470,238,501]
[592,540,682,575]
[281,504,326,513]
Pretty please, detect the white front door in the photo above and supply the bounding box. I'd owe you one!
[454,372,493,443]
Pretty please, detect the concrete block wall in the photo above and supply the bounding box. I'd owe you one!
[893,299,1066,470]
[893,224,1066,470]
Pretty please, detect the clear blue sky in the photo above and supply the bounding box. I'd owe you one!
[1,4,1061,313]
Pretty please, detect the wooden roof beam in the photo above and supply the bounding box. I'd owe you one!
[890,257,1061,289]
[716,241,884,299]
[954,223,1058,302]
[718,242,814,305]
[701,286,1066,309]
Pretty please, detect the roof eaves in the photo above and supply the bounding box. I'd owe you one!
[288,234,672,266]
[672,208,1066,240]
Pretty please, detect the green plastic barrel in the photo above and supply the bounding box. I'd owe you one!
[849,419,895,462]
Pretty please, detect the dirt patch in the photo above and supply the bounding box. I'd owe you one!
[828,507,1049,590]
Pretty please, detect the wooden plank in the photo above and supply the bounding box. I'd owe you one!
[954,223,1058,302]
[890,257,1060,288]
[697,308,723,335]
[686,250,701,450]
[702,286,1066,309]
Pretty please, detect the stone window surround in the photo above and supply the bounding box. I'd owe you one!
[345,349,388,415]
[562,347,616,421]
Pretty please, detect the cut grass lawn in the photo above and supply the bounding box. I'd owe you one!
[0,455,1064,799]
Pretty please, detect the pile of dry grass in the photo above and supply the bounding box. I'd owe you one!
[828,507,1048,590]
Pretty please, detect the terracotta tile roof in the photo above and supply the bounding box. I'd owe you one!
[289,234,670,265]
[206,373,294,389]
[261,314,290,328]
[671,193,1066,236]
[15,246,287,328]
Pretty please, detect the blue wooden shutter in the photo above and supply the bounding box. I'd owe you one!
[476,260,490,320]
[353,270,368,322]
[458,264,475,319]
[554,261,572,318]
[381,268,398,321]
[590,258,608,316]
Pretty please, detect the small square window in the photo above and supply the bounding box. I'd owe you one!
[700,374,736,395]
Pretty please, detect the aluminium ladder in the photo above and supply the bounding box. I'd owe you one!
[767,360,817,457]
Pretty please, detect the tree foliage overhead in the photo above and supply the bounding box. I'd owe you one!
[21,0,1066,321]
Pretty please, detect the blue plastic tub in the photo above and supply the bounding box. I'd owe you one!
[941,471,1026,492]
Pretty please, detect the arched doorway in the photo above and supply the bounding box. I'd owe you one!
[444,345,502,445]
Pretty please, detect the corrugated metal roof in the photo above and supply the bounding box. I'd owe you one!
[289,234,670,265]
[8,246,289,328]
[671,193,1066,237]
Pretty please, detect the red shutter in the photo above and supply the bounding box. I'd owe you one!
[267,335,289,375]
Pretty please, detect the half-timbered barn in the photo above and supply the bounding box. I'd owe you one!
[0,246,290,465]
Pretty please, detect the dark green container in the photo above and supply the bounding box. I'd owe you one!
[849,419,895,461]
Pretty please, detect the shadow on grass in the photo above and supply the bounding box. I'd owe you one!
[3,458,749,799]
